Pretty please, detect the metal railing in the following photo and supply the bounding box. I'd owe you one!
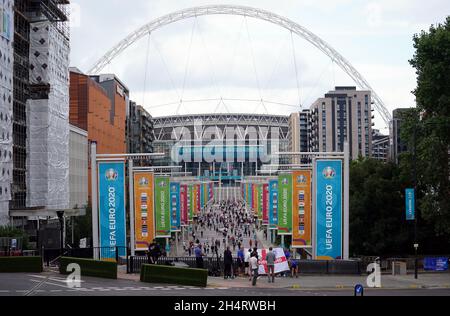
[354,256,450,273]
[127,256,240,276]
[126,256,364,275]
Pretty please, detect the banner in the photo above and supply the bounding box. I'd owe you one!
[180,185,188,226]
[257,184,263,220]
[170,182,181,232]
[194,184,200,216]
[245,248,289,275]
[405,188,415,221]
[133,172,154,251]
[262,183,269,225]
[154,176,171,238]
[98,162,127,259]
[200,183,205,210]
[209,182,214,201]
[204,184,208,205]
[315,160,343,260]
[292,170,312,248]
[277,174,293,235]
[247,183,252,209]
[188,185,194,221]
[252,184,257,217]
[268,180,278,230]
[424,257,449,271]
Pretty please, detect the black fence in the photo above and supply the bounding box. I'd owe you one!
[127,256,363,276]
[354,256,450,273]
[127,256,236,276]
[41,247,128,266]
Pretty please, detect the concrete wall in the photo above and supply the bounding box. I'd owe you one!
[69,125,88,209]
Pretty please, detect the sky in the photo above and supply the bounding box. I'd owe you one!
[69,0,449,132]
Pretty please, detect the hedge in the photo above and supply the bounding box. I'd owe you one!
[59,257,117,279]
[140,264,208,287]
[0,256,43,273]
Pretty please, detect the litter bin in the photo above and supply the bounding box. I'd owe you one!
[392,261,407,275]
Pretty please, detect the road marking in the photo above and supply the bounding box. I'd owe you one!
[50,290,63,293]
[30,279,71,290]
[29,275,84,284]
[0,290,10,293]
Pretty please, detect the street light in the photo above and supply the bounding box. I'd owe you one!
[56,211,65,256]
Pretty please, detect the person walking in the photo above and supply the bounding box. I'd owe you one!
[223,247,233,279]
[290,258,299,278]
[147,239,161,264]
[195,244,204,269]
[237,246,245,276]
[249,252,259,286]
[244,248,251,280]
[266,247,276,283]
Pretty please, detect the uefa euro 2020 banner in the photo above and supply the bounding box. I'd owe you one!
[170,182,181,233]
[292,170,312,248]
[315,160,343,260]
[98,162,127,260]
[180,185,188,226]
[277,174,292,235]
[133,171,154,251]
[268,180,278,230]
[262,183,269,226]
[154,176,171,238]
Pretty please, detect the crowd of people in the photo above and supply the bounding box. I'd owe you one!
[183,200,258,258]
[147,199,301,284]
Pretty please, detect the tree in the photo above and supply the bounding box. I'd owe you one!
[0,226,29,250]
[349,159,410,256]
[65,206,92,247]
[405,16,450,238]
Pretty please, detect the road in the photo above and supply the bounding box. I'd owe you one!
[1,272,449,296]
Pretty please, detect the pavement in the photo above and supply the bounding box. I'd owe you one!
[117,268,450,291]
[206,273,450,290]
[1,271,450,296]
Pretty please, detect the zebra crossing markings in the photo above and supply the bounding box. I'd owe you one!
[1,286,231,294]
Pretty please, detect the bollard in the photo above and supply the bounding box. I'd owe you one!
[354,284,364,296]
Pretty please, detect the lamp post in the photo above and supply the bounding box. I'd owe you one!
[413,126,418,280]
[56,211,65,256]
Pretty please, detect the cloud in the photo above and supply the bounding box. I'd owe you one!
[70,0,446,130]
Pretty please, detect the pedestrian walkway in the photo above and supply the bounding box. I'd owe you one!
[207,273,450,290]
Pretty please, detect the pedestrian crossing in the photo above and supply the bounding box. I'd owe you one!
[2,285,230,294]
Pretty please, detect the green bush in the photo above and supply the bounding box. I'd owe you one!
[59,257,117,279]
[140,264,208,287]
[0,257,43,273]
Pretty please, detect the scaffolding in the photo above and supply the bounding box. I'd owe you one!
[11,0,31,210]
[28,0,70,40]
[11,0,70,210]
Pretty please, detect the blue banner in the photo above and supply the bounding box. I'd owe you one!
[98,162,127,260]
[405,188,415,221]
[170,182,181,232]
[315,160,342,260]
[200,183,205,209]
[424,257,449,271]
[269,180,278,230]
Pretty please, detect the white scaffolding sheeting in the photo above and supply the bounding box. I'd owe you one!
[0,0,14,224]
[27,20,70,209]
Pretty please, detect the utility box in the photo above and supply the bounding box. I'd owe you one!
[392,261,407,275]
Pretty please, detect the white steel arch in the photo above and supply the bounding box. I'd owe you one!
[88,4,392,125]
